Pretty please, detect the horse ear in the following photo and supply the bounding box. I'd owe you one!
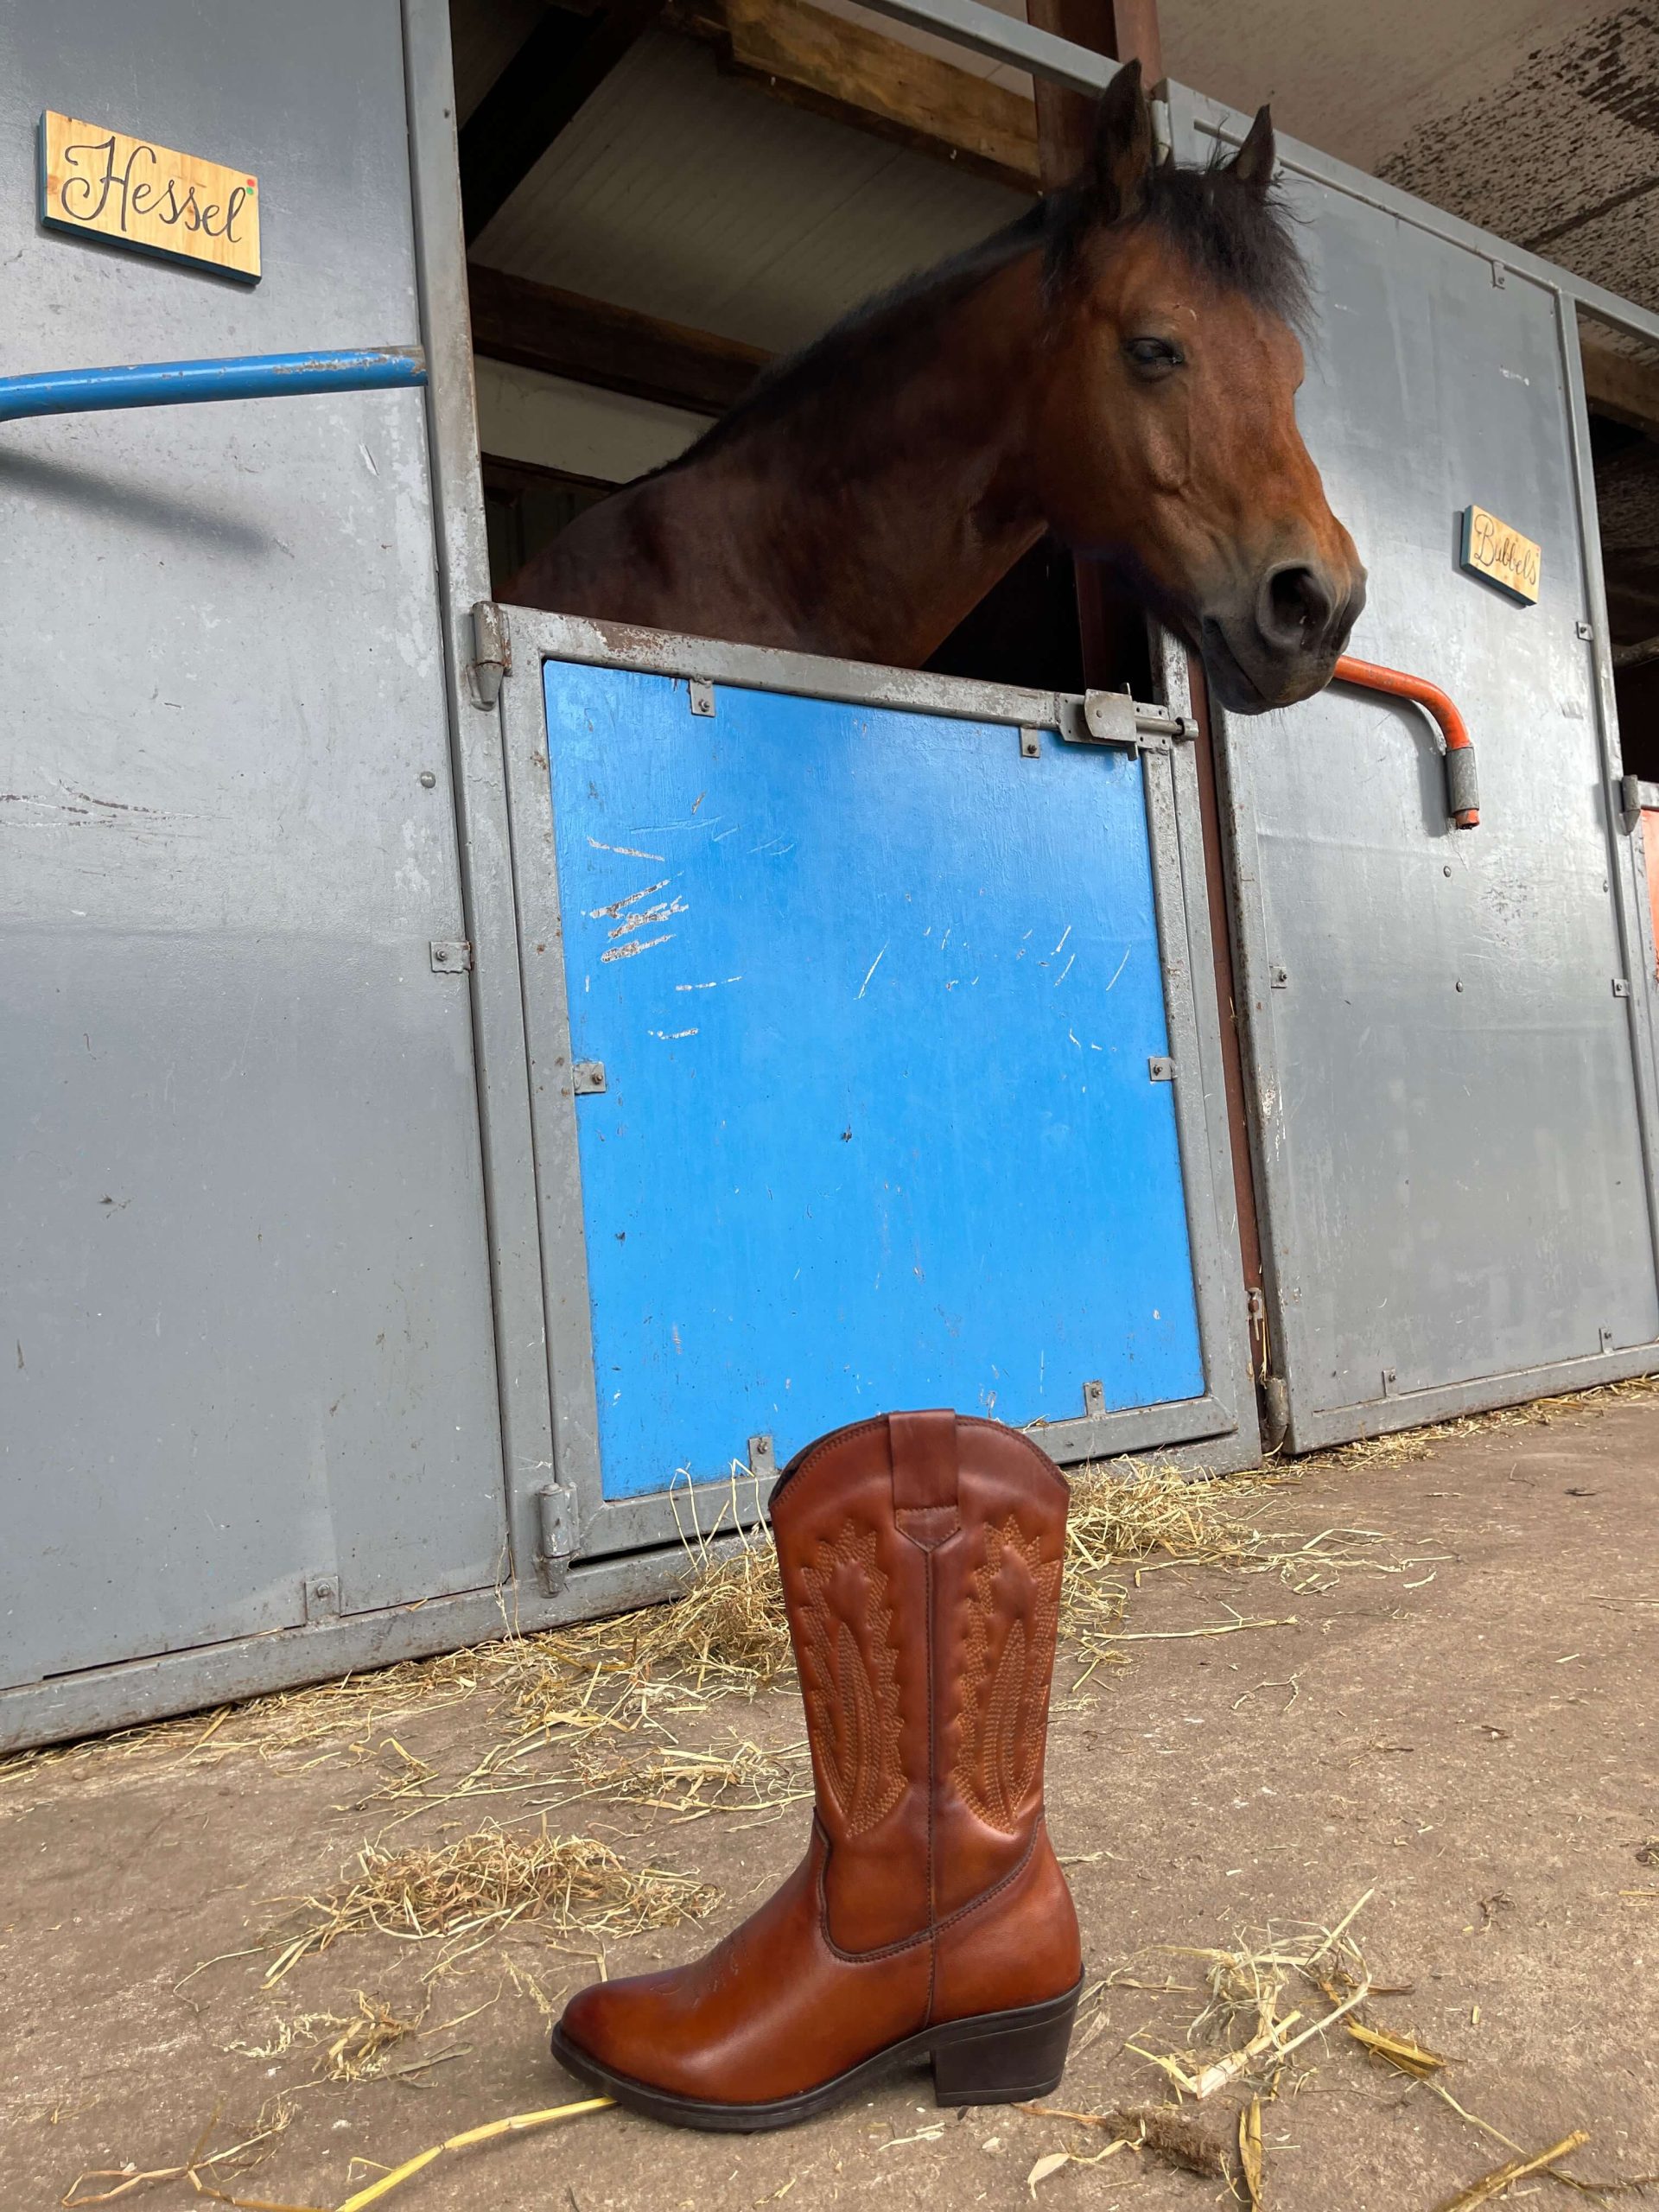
[1087,58,1154,221]
[1230,104,1276,193]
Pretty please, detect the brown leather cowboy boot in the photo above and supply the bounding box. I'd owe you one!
[550,1410,1082,2131]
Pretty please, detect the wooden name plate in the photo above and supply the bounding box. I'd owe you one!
[1460,504,1541,604]
[39,111,260,282]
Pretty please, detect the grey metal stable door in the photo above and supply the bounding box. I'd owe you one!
[1173,90,1659,1446]
[0,0,506,1708]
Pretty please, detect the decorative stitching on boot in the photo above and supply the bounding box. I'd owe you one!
[798,1521,906,1835]
[953,1516,1063,1833]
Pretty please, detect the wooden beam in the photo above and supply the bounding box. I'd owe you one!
[1022,0,1158,188]
[1582,326,1659,437]
[459,0,671,243]
[714,0,1040,192]
[467,262,772,415]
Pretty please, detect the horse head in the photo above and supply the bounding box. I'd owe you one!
[1028,63,1365,713]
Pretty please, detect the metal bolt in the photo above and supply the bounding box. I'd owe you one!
[419,770,437,789]
[1455,979,1464,991]
[1576,620,1594,642]
[1444,864,1452,877]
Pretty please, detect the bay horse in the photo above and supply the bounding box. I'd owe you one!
[507,62,1364,714]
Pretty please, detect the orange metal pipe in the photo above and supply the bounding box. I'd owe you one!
[1332,653,1480,829]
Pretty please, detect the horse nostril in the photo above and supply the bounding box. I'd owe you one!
[1260,563,1335,652]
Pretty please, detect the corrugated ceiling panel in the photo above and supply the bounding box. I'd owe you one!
[471,29,1031,353]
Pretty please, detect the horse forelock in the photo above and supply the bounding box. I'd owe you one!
[1045,158,1312,334]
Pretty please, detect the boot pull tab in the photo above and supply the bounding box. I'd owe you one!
[889,1408,961,1548]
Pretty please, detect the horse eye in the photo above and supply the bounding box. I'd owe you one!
[1125,338,1183,375]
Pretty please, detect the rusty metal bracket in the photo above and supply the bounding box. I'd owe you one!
[303,1573,340,1623]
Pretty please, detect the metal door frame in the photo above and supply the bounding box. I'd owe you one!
[496,611,1260,1564]
[1168,81,1659,1449]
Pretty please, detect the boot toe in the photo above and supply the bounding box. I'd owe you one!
[556,1971,678,2087]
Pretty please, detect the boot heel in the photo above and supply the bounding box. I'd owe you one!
[930,1982,1082,2107]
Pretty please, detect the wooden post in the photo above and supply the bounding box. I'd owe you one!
[1024,0,1276,1433]
[1022,0,1160,188]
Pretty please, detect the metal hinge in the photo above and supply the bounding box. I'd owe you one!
[536,1482,580,1594]
[1062,691,1193,756]
[688,678,715,717]
[1082,1379,1106,1418]
[468,601,511,709]
[572,1059,607,1094]
[747,1433,777,1479]
[1613,976,1632,997]
[1148,1056,1175,1083]
[1621,772,1643,823]
[430,939,474,973]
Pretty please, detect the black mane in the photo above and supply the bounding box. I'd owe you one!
[671,154,1308,471]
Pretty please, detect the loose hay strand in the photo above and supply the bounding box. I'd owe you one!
[331,2097,612,2212]
[1238,2097,1265,2211]
[1436,2132,1592,2210]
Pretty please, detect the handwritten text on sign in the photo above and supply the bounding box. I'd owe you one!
[1460,505,1541,605]
[39,111,260,282]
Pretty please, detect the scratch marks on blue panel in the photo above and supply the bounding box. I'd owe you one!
[601,932,675,963]
[608,899,688,941]
[857,944,889,998]
[588,880,671,918]
[588,836,665,861]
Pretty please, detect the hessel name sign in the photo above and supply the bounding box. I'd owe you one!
[1460,504,1541,606]
[38,111,260,282]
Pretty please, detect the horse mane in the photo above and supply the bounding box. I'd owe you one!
[671,207,1050,468]
[665,151,1309,474]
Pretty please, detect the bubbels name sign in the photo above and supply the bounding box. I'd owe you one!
[39,111,260,282]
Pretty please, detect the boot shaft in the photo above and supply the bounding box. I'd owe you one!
[771,1410,1068,1953]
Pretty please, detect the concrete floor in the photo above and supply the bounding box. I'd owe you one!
[4,1390,1658,2212]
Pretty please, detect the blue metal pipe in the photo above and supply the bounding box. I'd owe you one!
[0,346,426,424]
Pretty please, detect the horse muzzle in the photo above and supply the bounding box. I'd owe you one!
[1200,560,1367,715]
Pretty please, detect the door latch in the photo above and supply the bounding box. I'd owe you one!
[1062,691,1192,755]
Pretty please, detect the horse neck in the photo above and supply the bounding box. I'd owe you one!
[691,252,1051,666]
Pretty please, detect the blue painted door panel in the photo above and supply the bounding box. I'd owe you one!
[544,664,1203,1500]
